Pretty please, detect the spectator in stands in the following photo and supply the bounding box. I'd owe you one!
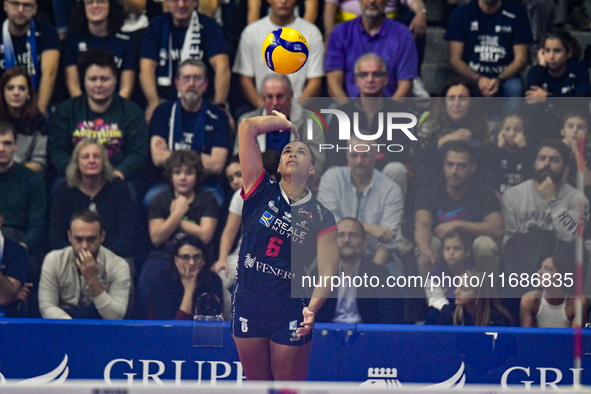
[438,269,513,326]
[424,230,474,324]
[145,235,223,320]
[501,139,589,246]
[0,121,46,257]
[324,53,412,196]
[446,0,532,102]
[147,59,231,206]
[50,139,134,258]
[325,0,417,103]
[414,141,503,278]
[0,67,48,173]
[418,78,488,149]
[139,0,230,122]
[526,30,590,101]
[488,110,534,194]
[323,0,426,71]
[314,217,403,323]
[63,0,137,99]
[318,136,404,275]
[414,78,489,183]
[560,111,591,188]
[0,0,59,113]
[235,74,325,174]
[49,50,149,193]
[520,253,587,328]
[0,212,28,317]
[247,0,318,24]
[39,210,131,319]
[233,0,324,108]
[136,150,218,317]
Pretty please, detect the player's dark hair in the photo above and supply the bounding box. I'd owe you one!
[70,210,103,232]
[164,150,204,188]
[78,48,118,79]
[262,149,280,180]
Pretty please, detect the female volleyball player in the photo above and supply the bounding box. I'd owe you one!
[232,110,339,381]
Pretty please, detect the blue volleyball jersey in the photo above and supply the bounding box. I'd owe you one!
[237,172,337,297]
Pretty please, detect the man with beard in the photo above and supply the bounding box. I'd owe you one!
[446,0,532,100]
[0,0,59,113]
[414,141,504,278]
[314,217,403,324]
[49,49,149,184]
[147,59,231,206]
[39,210,131,319]
[325,0,417,104]
[502,139,589,245]
[236,74,325,174]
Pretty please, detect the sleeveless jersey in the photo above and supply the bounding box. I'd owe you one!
[237,172,337,298]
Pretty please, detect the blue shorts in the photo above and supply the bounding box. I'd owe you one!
[231,285,313,346]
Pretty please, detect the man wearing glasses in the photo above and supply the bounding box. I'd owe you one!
[1,0,60,113]
[139,0,230,124]
[38,210,131,319]
[324,53,412,197]
[146,59,231,207]
[318,134,405,275]
[325,0,417,104]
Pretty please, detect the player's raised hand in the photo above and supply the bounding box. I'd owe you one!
[272,110,299,141]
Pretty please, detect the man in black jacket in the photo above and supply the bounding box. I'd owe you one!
[315,217,403,324]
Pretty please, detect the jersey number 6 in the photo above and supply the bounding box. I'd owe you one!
[266,236,283,257]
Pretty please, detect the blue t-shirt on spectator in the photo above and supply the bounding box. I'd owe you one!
[445,0,533,78]
[526,60,591,97]
[140,13,228,102]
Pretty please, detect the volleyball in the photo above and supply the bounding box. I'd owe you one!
[261,27,309,75]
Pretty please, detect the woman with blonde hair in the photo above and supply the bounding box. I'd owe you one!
[49,138,134,258]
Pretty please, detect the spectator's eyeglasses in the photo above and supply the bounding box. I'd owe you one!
[6,1,35,10]
[355,71,387,79]
[179,75,206,84]
[177,253,204,263]
[83,0,108,5]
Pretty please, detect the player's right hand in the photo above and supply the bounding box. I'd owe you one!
[272,110,299,141]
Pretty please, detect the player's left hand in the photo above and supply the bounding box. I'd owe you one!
[297,306,314,337]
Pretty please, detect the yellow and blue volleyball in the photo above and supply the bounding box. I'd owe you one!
[262,27,309,75]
